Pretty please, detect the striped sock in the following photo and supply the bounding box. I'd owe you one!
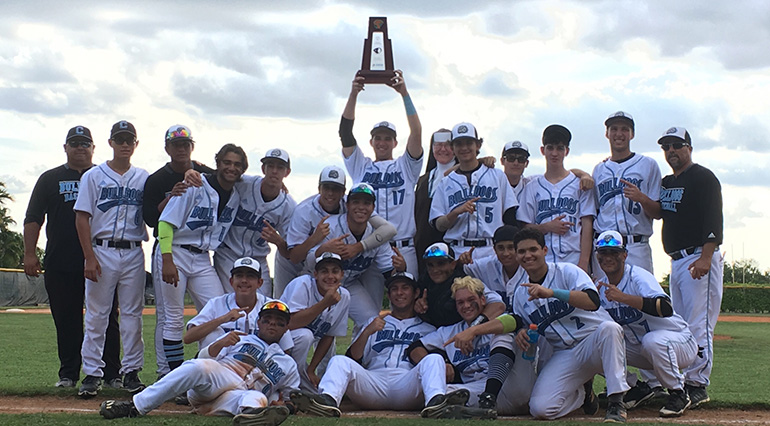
[163,339,184,371]
[484,347,516,395]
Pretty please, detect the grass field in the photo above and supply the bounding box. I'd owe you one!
[0,312,768,425]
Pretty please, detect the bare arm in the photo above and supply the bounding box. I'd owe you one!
[23,222,42,277]
[340,75,365,158]
[288,286,341,330]
[391,71,422,159]
[75,211,100,282]
[435,197,480,232]
[621,178,662,219]
[522,283,599,311]
[307,335,335,387]
[578,216,594,274]
[482,301,506,321]
[183,308,246,344]
[348,312,388,361]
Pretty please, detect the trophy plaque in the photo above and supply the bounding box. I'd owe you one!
[357,17,395,84]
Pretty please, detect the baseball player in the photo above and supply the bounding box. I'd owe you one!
[500,141,533,201]
[592,112,661,273]
[282,252,351,392]
[156,143,245,371]
[183,257,293,353]
[409,276,534,416]
[23,125,122,389]
[517,124,596,273]
[284,165,397,293]
[143,124,213,379]
[626,127,724,408]
[339,70,424,275]
[431,122,519,260]
[447,228,630,423]
[289,272,470,418]
[73,120,149,397]
[593,231,697,417]
[99,300,299,426]
[208,148,297,298]
[308,183,396,331]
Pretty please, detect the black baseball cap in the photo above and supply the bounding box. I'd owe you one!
[110,120,137,139]
[66,125,93,142]
[542,124,571,146]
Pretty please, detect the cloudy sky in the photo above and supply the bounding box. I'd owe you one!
[1,0,768,280]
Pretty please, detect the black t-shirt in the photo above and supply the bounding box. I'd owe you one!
[24,164,93,271]
[143,162,214,236]
[660,163,723,253]
[417,266,467,327]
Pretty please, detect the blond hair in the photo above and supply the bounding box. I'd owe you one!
[451,276,485,298]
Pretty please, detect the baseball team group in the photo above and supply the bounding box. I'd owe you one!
[23,71,723,425]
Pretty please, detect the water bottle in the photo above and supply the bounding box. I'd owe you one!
[522,324,539,361]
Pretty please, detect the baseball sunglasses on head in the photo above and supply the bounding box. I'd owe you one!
[423,245,451,259]
[166,127,191,140]
[349,184,375,197]
[661,142,690,151]
[596,235,624,249]
[261,300,290,314]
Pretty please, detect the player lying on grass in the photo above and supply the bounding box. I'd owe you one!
[594,231,697,417]
[288,272,471,418]
[100,300,299,426]
[408,276,534,416]
[282,252,350,392]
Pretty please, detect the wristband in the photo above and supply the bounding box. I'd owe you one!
[469,314,488,327]
[552,288,570,303]
[497,314,518,333]
[403,94,417,116]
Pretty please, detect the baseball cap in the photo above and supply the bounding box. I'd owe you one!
[230,257,262,275]
[259,300,291,322]
[371,121,397,137]
[542,124,571,146]
[502,140,530,157]
[315,252,344,270]
[110,120,137,139]
[493,225,520,245]
[165,125,193,143]
[605,111,635,130]
[66,125,93,142]
[385,271,418,290]
[261,148,291,167]
[348,182,376,202]
[451,122,480,142]
[595,230,626,252]
[657,127,691,145]
[423,242,454,260]
[319,165,346,189]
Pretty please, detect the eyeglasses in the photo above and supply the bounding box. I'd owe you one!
[112,135,137,146]
[504,154,528,163]
[423,245,451,259]
[260,300,290,315]
[596,235,624,250]
[67,140,92,148]
[661,143,689,151]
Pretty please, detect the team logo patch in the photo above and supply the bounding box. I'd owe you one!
[241,258,252,265]
[666,127,678,134]
[458,125,468,134]
[613,112,626,118]
[270,149,282,157]
[119,121,129,129]
[377,121,389,127]
[511,141,522,148]
[328,170,339,179]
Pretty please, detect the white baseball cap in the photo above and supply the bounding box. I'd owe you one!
[594,230,626,251]
[231,257,261,274]
[605,111,635,130]
[502,140,530,156]
[315,252,344,269]
[451,122,480,142]
[423,242,454,260]
[371,121,397,136]
[261,148,291,166]
[657,127,691,145]
[319,165,346,189]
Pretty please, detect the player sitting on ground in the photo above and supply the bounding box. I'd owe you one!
[183,257,293,353]
[289,272,469,418]
[99,300,299,426]
[447,228,630,423]
[594,231,697,417]
[408,276,534,416]
[282,252,351,392]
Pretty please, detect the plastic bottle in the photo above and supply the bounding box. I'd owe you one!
[522,324,539,361]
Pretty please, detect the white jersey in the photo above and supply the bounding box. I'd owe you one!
[430,165,518,242]
[282,275,350,338]
[419,321,490,384]
[464,255,525,313]
[286,194,345,249]
[511,174,535,202]
[356,314,436,370]
[592,154,661,236]
[596,264,690,345]
[312,214,393,286]
[214,333,300,401]
[73,162,149,242]
[225,175,297,258]
[159,176,239,251]
[516,173,596,263]
[186,292,294,351]
[509,262,614,351]
[344,145,422,241]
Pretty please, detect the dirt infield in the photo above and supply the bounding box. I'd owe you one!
[1,395,769,424]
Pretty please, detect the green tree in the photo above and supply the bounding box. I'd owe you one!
[724,258,770,285]
[0,182,25,268]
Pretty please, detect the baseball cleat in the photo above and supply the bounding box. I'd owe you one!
[78,375,102,399]
[622,380,654,409]
[421,389,470,418]
[603,401,627,423]
[104,377,124,390]
[437,405,497,420]
[659,390,691,417]
[477,392,497,410]
[233,406,290,426]
[100,399,139,419]
[289,391,340,417]
[55,378,76,388]
[685,384,710,408]
[582,385,599,415]
[123,370,146,393]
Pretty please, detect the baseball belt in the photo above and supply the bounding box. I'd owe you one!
[667,246,699,260]
[593,233,648,244]
[178,244,206,254]
[94,239,141,249]
[390,238,414,248]
[449,239,491,248]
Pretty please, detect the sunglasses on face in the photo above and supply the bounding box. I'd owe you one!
[112,135,137,146]
[67,140,92,148]
[661,143,689,151]
[504,154,528,163]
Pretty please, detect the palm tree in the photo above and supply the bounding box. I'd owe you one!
[0,182,25,268]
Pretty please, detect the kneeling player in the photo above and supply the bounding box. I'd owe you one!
[594,231,697,417]
[282,252,351,391]
[100,301,299,425]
